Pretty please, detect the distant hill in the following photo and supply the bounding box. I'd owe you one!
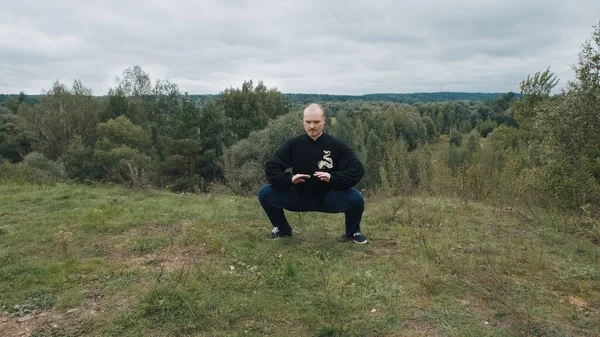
[1,92,508,109]
[187,92,507,107]
[0,94,41,107]
[283,92,505,106]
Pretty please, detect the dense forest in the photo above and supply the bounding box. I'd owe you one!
[1,23,598,226]
[182,92,509,108]
[0,92,507,110]
[0,74,516,191]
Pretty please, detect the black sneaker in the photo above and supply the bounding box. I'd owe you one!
[270,227,292,239]
[350,232,368,244]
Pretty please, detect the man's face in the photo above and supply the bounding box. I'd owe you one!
[303,108,325,139]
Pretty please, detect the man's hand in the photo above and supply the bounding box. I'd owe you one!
[313,171,331,182]
[292,174,311,184]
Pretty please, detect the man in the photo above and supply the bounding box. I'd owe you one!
[258,103,367,244]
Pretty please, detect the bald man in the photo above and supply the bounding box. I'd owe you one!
[258,103,367,244]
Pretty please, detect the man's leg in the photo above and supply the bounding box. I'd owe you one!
[322,188,365,237]
[258,184,315,236]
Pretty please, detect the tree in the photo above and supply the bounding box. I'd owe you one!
[331,112,355,149]
[514,68,558,135]
[513,20,600,209]
[354,118,366,149]
[102,87,129,122]
[478,119,497,138]
[218,80,289,142]
[362,130,384,189]
[0,107,31,162]
[95,116,152,184]
[422,116,438,142]
[160,95,202,191]
[221,111,303,195]
[379,139,410,196]
[61,136,101,182]
[105,66,181,162]
[18,80,101,160]
[449,129,463,147]
[197,100,232,183]
[158,94,230,192]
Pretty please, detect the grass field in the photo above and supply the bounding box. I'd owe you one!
[0,182,599,336]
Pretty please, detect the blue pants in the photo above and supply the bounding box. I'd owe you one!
[258,184,365,236]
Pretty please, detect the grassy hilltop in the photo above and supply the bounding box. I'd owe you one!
[0,183,599,337]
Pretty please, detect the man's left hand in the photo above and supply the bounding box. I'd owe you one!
[313,171,331,182]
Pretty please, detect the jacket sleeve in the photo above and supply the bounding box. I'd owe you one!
[265,140,293,188]
[329,142,365,190]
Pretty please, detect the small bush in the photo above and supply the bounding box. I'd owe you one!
[60,135,102,182]
[0,162,62,184]
[221,111,303,195]
[23,152,65,179]
[449,129,463,147]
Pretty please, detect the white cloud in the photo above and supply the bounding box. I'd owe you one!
[1,0,598,94]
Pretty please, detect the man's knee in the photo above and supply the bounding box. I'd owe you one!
[348,188,364,210]
[258,184,272,204]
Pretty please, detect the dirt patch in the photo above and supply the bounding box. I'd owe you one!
[567,295,590,310]
[0,310,64,337]
[82,288,103,315]
[110,243,210,273]
[153,244,208,272]
[375,237,399,247]
[127,220,184,237]
[0,315,29,337]
[553,292,597,313]
[108,218,212,272]
[395,322,443,336]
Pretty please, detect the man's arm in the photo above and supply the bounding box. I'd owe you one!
[329,142,365,190]
[265,140,294,188]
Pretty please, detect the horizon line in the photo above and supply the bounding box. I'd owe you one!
[0,91,514,96]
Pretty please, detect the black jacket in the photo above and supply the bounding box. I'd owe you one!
[265,133,365,196]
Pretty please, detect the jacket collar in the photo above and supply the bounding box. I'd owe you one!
[304,132,326,143]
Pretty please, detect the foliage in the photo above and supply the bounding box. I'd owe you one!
[18,80,101,161]
[378,139,410,196]
[0,106,31,162]
[0,161,63,184]
[221,111,303,194]
[22,151,65,179]
[60,135,102,182]
[512,21,600,211]
[281,92,505,108]
[478,119,497,138]
[218,80,290,142]
[95,116,152,185]
[449,129,463,147]
[362,130,384,189]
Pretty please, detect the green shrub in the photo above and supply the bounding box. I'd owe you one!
[0,152,65,184]
[449,129,463,147]
[221,111,303,195]
[23,152,65,179]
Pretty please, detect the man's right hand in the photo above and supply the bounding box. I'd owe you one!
[292,174,311,184]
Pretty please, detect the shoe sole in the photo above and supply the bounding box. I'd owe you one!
[353,239,368,244]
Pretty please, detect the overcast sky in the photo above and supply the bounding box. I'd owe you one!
[1,1,599,95]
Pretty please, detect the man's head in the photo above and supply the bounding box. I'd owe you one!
[303,103,325,140]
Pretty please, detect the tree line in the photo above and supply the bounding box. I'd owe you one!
[0,71,511,192]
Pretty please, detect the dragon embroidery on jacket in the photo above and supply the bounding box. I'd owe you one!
[318,150,334,169]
